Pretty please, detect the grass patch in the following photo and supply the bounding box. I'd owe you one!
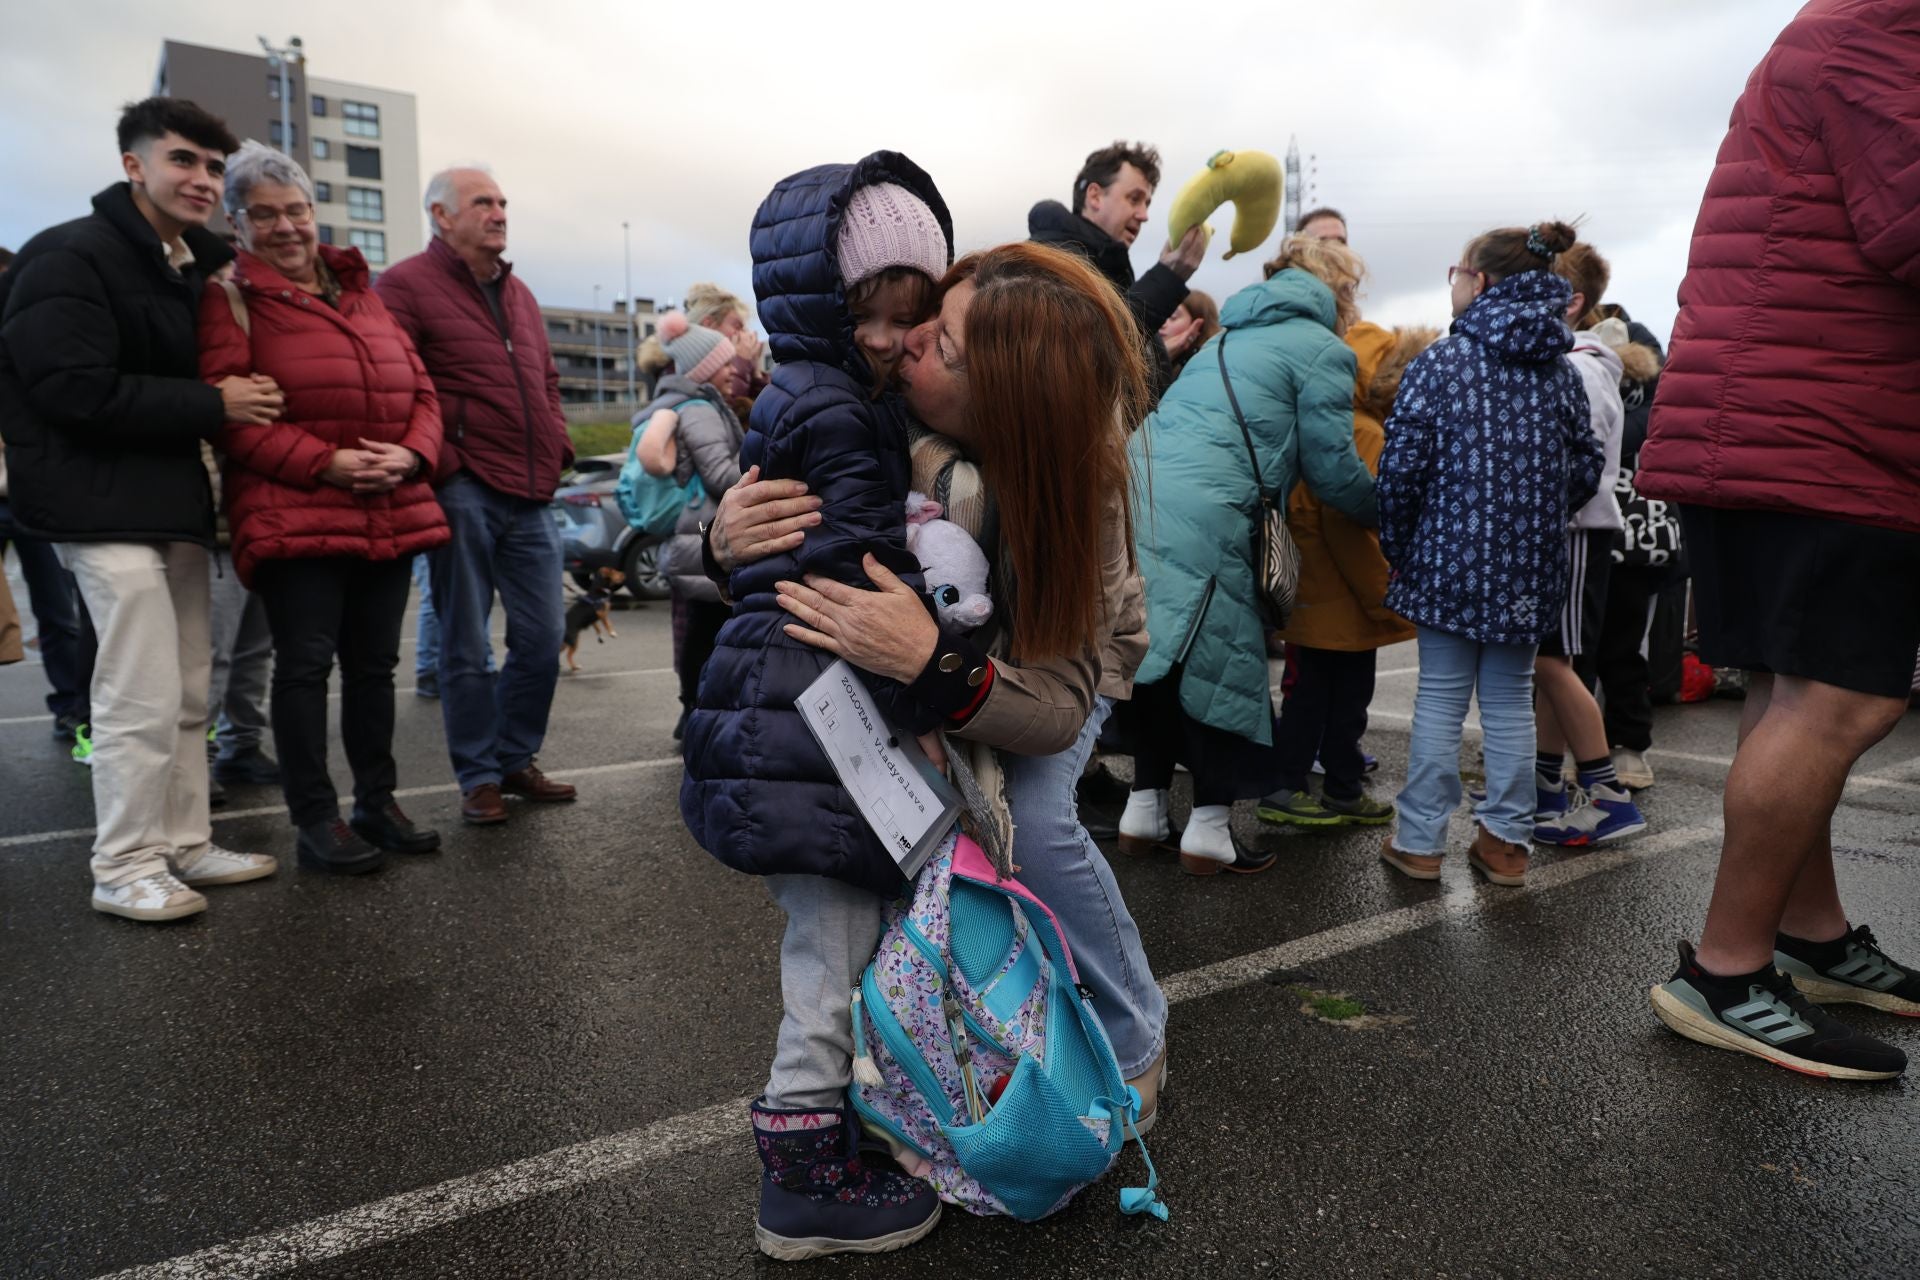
[1285,984,1367,1022]
[569,421,633,458]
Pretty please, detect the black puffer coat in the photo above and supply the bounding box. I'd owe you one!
[1028,198,1187,405]
[680,152,952,896]
[0,184,234,543]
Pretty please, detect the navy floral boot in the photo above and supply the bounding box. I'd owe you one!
[751,1097,942,1261]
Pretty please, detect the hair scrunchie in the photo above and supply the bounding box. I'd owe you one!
[1525,225,1558,260]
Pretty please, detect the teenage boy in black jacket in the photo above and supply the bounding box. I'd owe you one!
[1028,140,1205,407]
[0,98,284,922]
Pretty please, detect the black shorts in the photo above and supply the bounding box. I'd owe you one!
[1539,529,1613,659]
[1682,504,1920,699]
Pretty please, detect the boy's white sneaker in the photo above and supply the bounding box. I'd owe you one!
[1612,749,1655,791]
[175,844,278,886]
[92,871,207,922]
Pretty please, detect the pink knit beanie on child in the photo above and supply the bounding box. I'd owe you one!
[836,182,949,289]
[658,311,734,386]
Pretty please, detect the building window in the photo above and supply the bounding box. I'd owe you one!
[345,145,382,180]
[268,120,298,150]
[342,101,380,138]
[267,73,282,100]
[312,137,331,161]
[318,225,336,246]
[313,181,332,203]
[311,95,327,116]
[348,228,387,265]
[347,188,385,222]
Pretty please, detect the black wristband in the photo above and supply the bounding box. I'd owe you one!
[907,627,992,718]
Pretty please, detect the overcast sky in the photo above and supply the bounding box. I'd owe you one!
[1,0,1804,346]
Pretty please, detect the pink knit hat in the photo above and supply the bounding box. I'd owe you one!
[836,182,949,289]
[658,311,734,386]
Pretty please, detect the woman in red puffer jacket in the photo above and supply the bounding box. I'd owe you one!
[198,142,449,877]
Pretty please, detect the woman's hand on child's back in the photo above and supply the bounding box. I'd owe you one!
[775,555,939,684]
[710,465,824,570]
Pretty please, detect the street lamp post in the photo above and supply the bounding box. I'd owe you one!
[258,35,304,155]
[622,221,635,405]
[592,284,604,405]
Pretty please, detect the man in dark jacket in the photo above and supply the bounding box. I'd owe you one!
[1028,141,1205,407]
[0,97,284,922]
[376,165,577,824]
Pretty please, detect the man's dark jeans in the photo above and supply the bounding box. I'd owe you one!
[427,474,564,792]
[0,497,91,721]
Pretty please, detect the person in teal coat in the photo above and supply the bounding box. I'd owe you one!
[1119,236,1378,876]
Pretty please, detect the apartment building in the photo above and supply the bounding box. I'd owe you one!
[541,301,660,406]
[153,40,423,269]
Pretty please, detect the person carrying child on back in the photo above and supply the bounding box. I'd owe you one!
[678,152,955,1260]
[1375,221,1604,888]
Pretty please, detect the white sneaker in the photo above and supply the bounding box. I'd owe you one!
[93,871,208,921]
[174,844,279,886]
[1613,748,1655,791]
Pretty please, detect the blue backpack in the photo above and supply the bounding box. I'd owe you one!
[615,394,708,536]
[851,832,1166,1223]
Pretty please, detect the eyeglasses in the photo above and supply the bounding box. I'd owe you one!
[1447,265,1484,286]
[242,202,314,229]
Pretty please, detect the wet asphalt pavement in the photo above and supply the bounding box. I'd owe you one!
[3,581,1919,1279]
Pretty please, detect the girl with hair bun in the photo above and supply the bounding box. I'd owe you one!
[1373,220,1605,889]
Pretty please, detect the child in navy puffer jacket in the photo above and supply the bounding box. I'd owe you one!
[679,152,954,1261]
[1374,221,1604,888]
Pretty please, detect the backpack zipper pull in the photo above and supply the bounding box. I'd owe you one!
[849,988,884,1089]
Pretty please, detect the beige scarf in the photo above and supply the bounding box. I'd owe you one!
[907,425,1020,878]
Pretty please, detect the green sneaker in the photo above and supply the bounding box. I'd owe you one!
[71,723,95,768]
[1321,793,1395,826]
[1256,789,1340,827]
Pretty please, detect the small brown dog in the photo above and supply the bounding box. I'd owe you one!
[562,566,627,673]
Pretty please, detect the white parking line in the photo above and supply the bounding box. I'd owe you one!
[0,756,685,851]
[1354,707,1920,800]
[0,667,675,730]
[95,823,1726,1279]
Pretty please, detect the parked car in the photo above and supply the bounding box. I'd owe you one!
[550,454,671,600]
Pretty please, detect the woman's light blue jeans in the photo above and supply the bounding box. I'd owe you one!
[1394,626,1539,854]
[1002,697,1167,1077]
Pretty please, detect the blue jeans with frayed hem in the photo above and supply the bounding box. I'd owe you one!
[1394,627,1538,854]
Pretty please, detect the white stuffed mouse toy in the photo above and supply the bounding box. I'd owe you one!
[904,491,993,632]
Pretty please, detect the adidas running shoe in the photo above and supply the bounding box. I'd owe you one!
[1650,941,1906,1081]
[1776,925,1920,1017]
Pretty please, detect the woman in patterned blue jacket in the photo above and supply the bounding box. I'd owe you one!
[1375,220,1603,889]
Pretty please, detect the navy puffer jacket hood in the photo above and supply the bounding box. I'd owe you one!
[754,152,953,385]
[1373,270,1604,645]
[681,153,953,896]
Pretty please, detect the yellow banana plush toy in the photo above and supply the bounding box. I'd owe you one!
[1165,149,1283,260]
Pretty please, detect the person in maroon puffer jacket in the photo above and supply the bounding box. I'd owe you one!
[1641,0,1920,1082]
[199,142,450,876]
[375,164,578,826]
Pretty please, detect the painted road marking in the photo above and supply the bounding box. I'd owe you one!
[0,756,685,851]
[0,667,676,729]
[95,823,1728,1279]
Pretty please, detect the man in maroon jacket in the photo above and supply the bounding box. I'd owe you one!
[376,165,577,824]
[1641,0,1920,1081]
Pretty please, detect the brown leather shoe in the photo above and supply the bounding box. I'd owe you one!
[1379,834,1444,881]
[461,783,509,826]
[501,764,577,803]
[1468,826,1529,886]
